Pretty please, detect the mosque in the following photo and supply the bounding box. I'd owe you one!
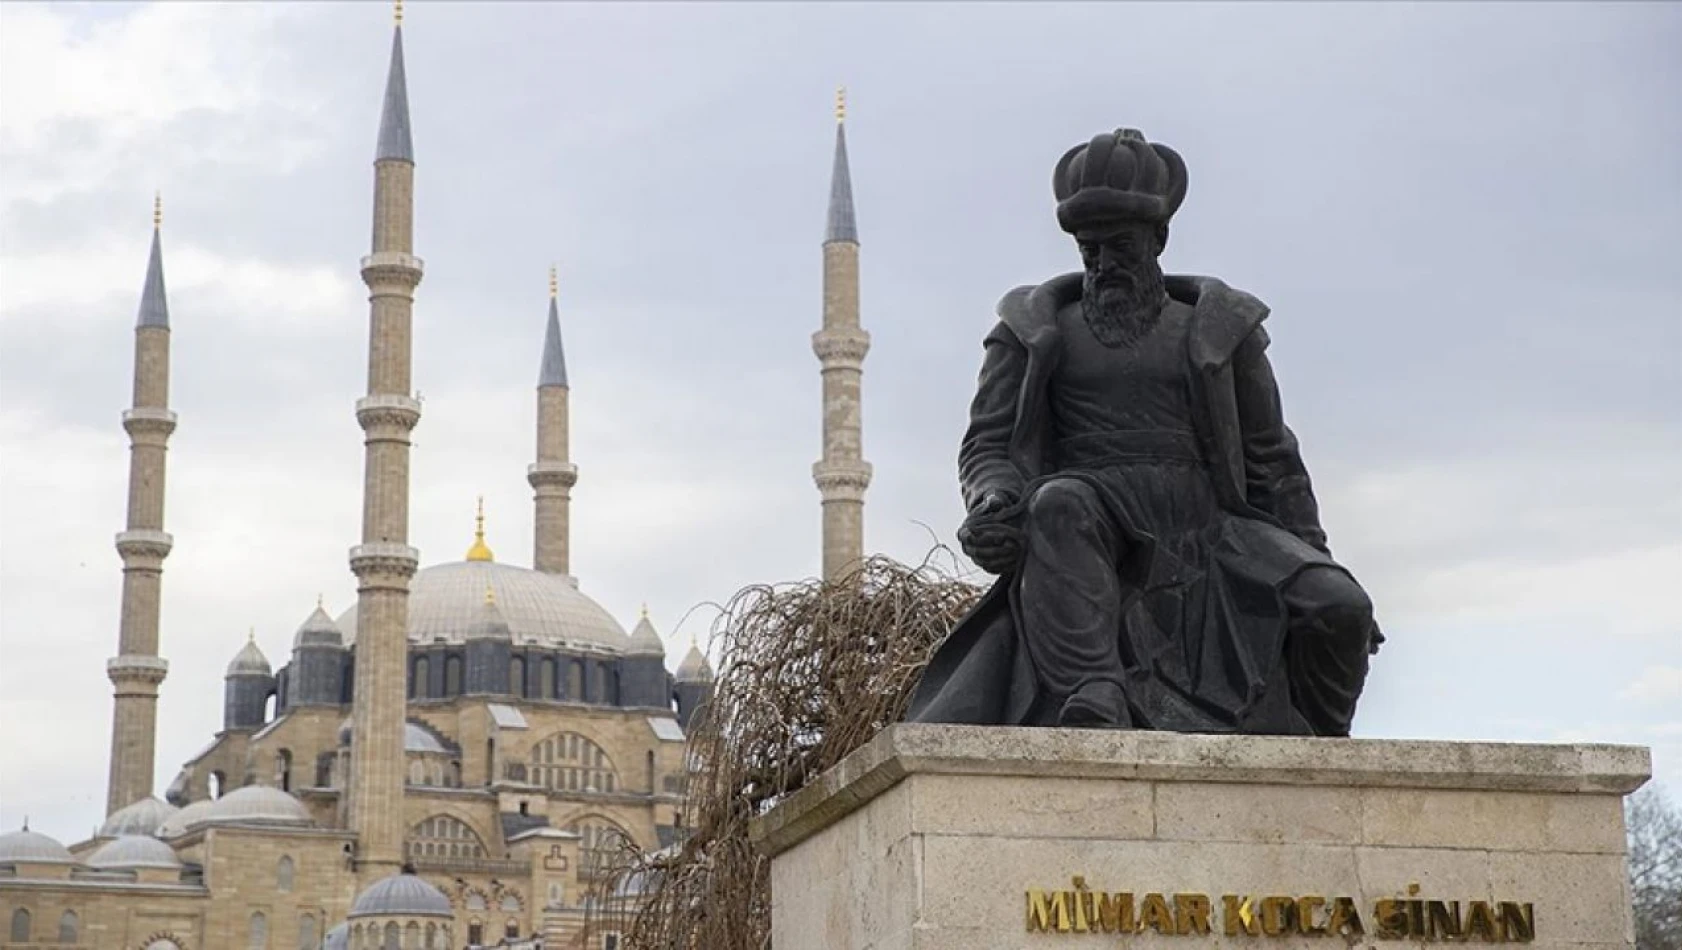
[0,4,871,948]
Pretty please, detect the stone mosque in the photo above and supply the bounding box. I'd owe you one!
[0,4,872,948]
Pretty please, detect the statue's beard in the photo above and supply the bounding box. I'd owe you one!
[1082,263,1165,348]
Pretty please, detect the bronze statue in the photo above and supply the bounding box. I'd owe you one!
[909,129,1380,735]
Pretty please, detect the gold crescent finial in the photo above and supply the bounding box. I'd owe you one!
[640,603,649,620]
[394,0,403,26]
[248,626,255,643]
[153,191,162,229]
[549,265,558,300]
[466,495,494,561]
[835,86,846,124]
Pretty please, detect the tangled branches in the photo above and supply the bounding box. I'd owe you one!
[584,553,984,950]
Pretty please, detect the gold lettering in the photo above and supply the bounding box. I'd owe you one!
[1327,897,1364,938]
[1374,899,1410,939]
[1026,889,1071,933]
[1174,893,1212,935]
[1407,899,1426,938]
[1260,896,1296,936]
[1297,895,1327,935]
[1070,877,1091,933]
[1464,901,1498,941]
[1139,893,1175,935]
[1094,892,1132,934]
[1224,895,1261,937]
[1427,900,1463,940]
[1498,902,1535,943]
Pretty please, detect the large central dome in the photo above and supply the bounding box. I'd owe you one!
[337,561,630,654]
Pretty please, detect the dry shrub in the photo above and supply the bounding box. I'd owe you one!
[582,552,983,949]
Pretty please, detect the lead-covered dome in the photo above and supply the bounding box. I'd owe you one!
[155,798,217,838]
[0,826,75,865]
[99,796,178,838]
[197,786,311,828]
[87,834,181,870]
[338,560,630,653]
[349,869,454,918]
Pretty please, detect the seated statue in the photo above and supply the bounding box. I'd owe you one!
[908,129,1381,735]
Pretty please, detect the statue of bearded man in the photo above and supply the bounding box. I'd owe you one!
[908,129,1381,735]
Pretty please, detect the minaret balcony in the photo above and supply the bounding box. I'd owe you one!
[115,529,174,561]
[107,653,169,683]
[360,251,424,287]
[350,542,420,581]
[526,461,578,488]
[812,329,871,366]
[812,460,874,500]
[355,394,422,431]
[121,406,178,438]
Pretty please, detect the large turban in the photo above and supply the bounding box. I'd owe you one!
[1053,128,1188,235]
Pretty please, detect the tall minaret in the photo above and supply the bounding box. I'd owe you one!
[105,193,176,816]
[347,0,422,876]
[812,87,872,581]
[529,267,577,576]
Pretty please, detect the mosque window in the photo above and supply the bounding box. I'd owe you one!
[383,922,399,950]
[404,921,420,949]
[411,655,430,699]
[511,656,527,697]
[467,921,484,945]
[423,923,438,950]
[406,814,487,861]
[500,892,522,913]
[316,751,335,788]
[276,749,293,792]
[530,731,619,794]
[506,919,520,939]
[209,770,225,799]
[564,814,633,877]
[566,660,583,700]
[603,932,621,950]
[8,908,27,942]
[58,910,79,943]
[277,855,295,892]
[249,910,269,949]
[298,914,318,950]
[541,658,557,698]
[444,656,463,695]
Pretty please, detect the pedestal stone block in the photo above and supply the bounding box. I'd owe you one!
[751,724,1649,950]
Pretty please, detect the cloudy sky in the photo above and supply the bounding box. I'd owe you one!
[1,1,1677,842]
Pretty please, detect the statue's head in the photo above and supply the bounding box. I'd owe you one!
[1054,129,1187,342]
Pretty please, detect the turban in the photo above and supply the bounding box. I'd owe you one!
[1053,128,1188,234]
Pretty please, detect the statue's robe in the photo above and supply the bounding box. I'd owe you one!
[907,273,1376,734]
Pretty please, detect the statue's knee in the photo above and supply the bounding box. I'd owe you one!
[1026,479,1101,533]
[1290,568,1372,643]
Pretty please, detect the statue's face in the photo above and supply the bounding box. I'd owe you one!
[1076,220,1167,345]
[1075,222,1160,282]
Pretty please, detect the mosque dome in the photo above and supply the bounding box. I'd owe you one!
[0,826,75,865]
[627,608,666,657]
[676,643,715,683]
[337,560,631,653]
[99,796,178,838]
[155,798,217,838]
[87,834,181,870]
[226,634,272,677]
[348,868,454,918]
[294,603,344,649]
[323,924,350,950]
[196,786,312,828]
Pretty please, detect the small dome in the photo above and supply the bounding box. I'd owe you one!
[627,608,665,657]
[198,785,311,828]
[0,826,75,865]
[99,796,178,838]
[675,643,714,683]
[349,868,454,919]
[87,834,181,870]
[155,798,217,838]
[323,924,350,950]
[226,634,272,677]
[294,603,344,649]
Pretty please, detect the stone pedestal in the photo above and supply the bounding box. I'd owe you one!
[751,724,1650,950]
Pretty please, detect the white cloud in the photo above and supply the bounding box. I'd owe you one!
[1622,666,1682,704]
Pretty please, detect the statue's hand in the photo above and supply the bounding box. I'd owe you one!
[959,491,1023,574]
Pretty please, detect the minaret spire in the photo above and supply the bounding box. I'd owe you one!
[347,5,424,876]
[813,87,871,580]
[530,266,578,575]
[106,195,178,815]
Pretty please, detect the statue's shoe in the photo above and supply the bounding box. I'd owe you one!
[1057,680,1131,729]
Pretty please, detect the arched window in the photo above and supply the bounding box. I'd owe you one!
[406,815,487,861]
[594,663,609,703]
[506,919,520,940]
[382,922,399,950]
[411,655,430,699]
[467,922,483,946]
[510,657,527,697]
[409,759,425,785]
[404,921,420,949]
[423,923,438,950]
[540,658,556,698]
[249,910,269,949]
[444,655,463,695]
[8,909,29,942]
[608,668,620,705]
[277,854,295,892]
[566,660,583,700]
[500,892,522,913]
[316,750,335,788]
[275,749,293,792]
[298,914,318,950]
[530,731,619,793]
[58,910,78,943]
[209,770,225,799]
[565,814,633,877]
[466,891,488,912]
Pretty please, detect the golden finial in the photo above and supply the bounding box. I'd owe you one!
[484,582,496,606]
[465,495,495,561]
[394,0,403,26]
[153,191,162,229]
[248,627,255,643]
[549,265,558,300]
[835,86,846,124]
[640,603,650,620]
[316,592,324,610]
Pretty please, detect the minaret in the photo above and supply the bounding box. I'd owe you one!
[105,193,177,816]
[812,87,872,581]
[347,0,423,876]
[529,267,577,576]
